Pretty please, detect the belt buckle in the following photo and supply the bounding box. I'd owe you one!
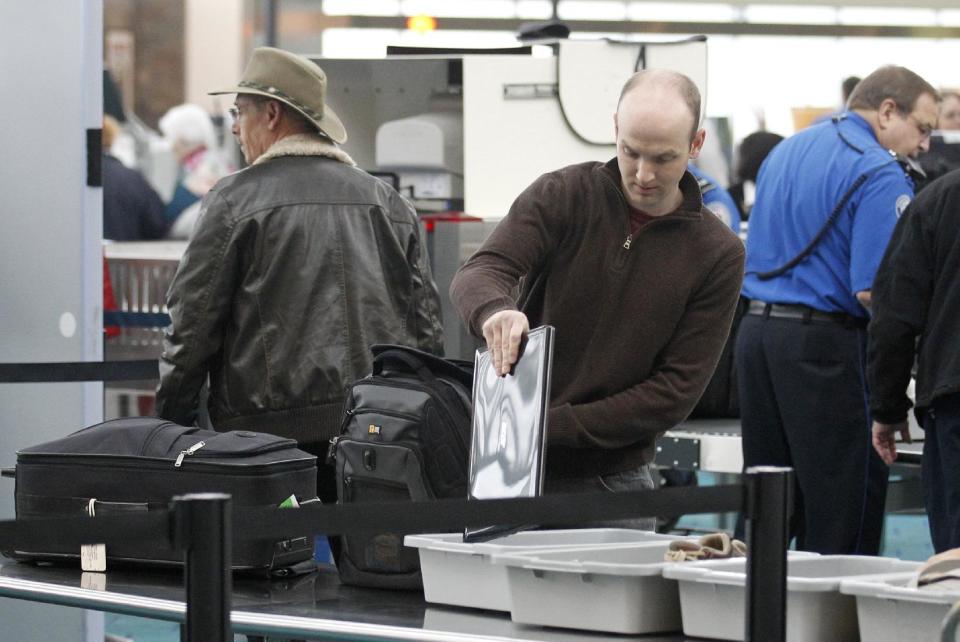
[747,300,768,317]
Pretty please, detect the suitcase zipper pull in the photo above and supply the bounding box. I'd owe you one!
[174,441,206,468]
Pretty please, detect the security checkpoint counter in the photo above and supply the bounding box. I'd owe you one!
[0,559,700,641]
[662,418,922,473]
[661,419,923,513]
[661,418,745,474]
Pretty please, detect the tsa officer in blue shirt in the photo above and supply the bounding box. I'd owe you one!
[736,66,939,555]
[687,163,742,234]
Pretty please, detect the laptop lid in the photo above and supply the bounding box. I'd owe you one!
[464,325,554,542]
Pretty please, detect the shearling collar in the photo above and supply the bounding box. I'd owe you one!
[252,133,356,167]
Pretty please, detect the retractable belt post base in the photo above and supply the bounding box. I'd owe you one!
[172,493,232,642]
[744,466,793,642]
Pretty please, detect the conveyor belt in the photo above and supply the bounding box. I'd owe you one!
[0,560,697,641]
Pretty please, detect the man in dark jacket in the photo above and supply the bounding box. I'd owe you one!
[155,47,444,502]
[868,168,960,553]
[450,70,744,527]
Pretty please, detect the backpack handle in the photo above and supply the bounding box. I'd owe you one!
[370,344,474,387]
[373,349,438,382]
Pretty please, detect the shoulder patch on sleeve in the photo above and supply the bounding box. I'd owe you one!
[697,176,717,194]
[705,202,732,228]
[895,194,911,218]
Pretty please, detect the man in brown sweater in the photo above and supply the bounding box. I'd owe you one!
[450,69,745,527]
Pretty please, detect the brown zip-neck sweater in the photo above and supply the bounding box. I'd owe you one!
[451,158,744,478]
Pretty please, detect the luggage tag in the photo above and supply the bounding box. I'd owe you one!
[80,572,107,591]
[81,498,107,572]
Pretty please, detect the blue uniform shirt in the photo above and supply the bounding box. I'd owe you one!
[688,163,741,233]
[742,113,913,317]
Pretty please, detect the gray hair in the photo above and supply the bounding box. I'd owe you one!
[158,103,217,151]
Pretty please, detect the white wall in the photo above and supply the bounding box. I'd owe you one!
[319,27,960,145]
[707,35,960,142]
[0,0,103,510]
[185,0,245,115]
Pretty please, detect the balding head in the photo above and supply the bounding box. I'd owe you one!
[612,69,706,216]
[847,65,939,158]
[618,69,702,141]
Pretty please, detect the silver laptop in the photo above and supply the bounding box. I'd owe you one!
[464,325,554,542]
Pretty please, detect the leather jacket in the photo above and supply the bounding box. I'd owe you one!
[156,135,444,444]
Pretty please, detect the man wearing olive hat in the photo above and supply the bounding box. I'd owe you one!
[156,47,444,502]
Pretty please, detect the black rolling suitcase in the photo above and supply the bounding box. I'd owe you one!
[4,417,318,573]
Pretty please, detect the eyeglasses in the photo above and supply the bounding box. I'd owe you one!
[228,99,265,122]
[905,112,934,140]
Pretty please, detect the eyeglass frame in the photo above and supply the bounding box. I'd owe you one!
[898,109,935,140]
[228,96,270,123]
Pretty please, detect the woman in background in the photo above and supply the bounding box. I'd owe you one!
[938,90,960,131]
[728,131,784,221]
[158,104,230,237]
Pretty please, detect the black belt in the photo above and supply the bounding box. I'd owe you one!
[747,301,867,328]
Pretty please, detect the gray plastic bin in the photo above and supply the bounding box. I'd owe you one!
[404,529,680,611]
[493,542,686,634]
[663,555,920,641]
[840,571,960,642]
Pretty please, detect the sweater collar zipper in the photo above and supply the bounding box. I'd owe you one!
[623,215,670,251]
[597,163,696,252]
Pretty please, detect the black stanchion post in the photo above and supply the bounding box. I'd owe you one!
[744,466,792,642]
[172,492,232,642]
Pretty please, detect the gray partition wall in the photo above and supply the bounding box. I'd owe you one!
[0,2,104,639]
[0,0,104,512]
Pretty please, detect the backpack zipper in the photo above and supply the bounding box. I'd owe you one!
[343,456,436,501]
[343,407,423,423]
[174,441,206,468]
[325,436,340,466]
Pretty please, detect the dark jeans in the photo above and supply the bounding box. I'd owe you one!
[735,313,887,554]
[921,392,960,553]
[544,464,657,531]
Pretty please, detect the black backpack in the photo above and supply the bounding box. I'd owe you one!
[328,344,473,589]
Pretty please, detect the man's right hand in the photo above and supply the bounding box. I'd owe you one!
[481,310,530,376]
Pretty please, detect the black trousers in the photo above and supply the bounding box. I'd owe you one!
[921,392,960,553]
[735,313,887,554]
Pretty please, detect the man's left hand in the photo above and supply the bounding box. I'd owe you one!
[871,419,911,465]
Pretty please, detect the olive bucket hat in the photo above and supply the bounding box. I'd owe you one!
[210,46,347,144]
